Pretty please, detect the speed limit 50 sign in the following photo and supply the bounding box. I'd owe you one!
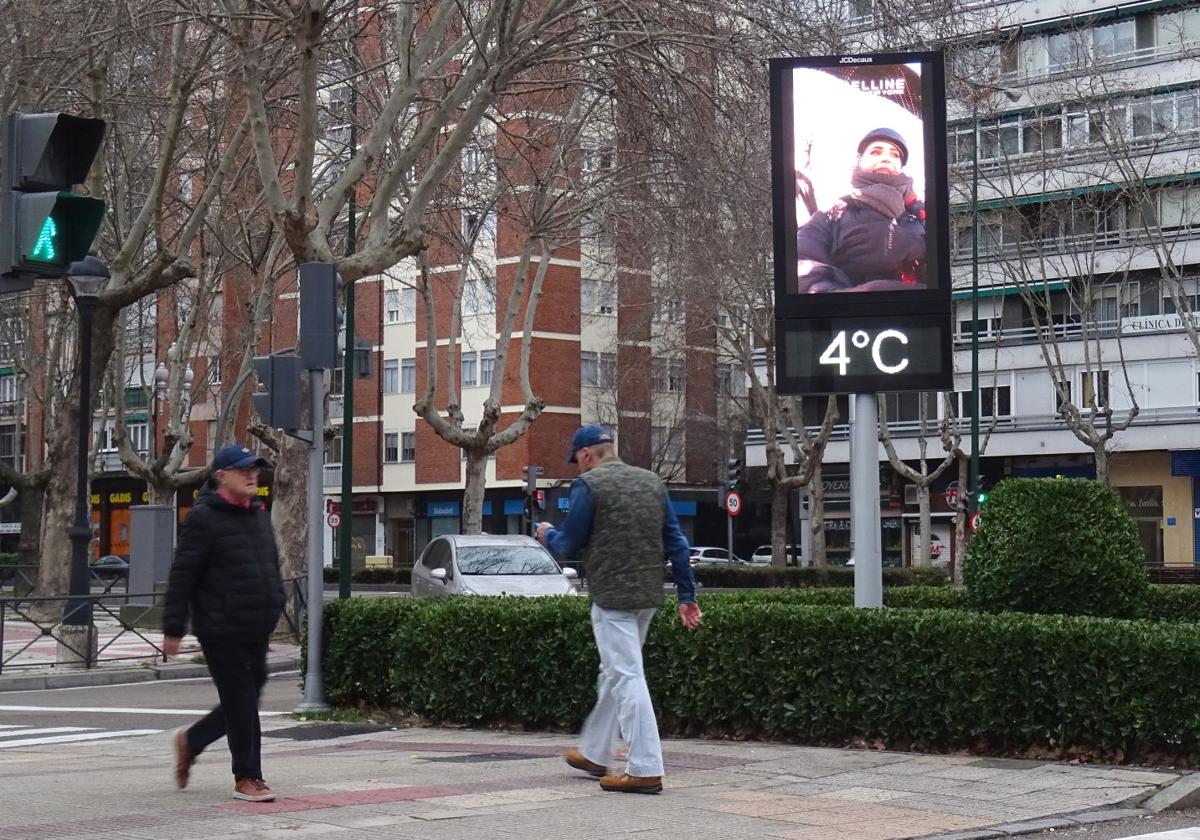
[723,490,743,517]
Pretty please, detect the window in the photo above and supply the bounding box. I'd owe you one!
[957,317,998,340]
[652,359,685,393]
[385,290,401,324]
[479,350,495,386]
[846,0,871,21]
[653,298,683,323]
[207,356,221,385]
[957,385,1012,419]
[399,287,417,323]
[401,432,416,462]
[651,426,684,463]
[581,351,616,388]
[462,279,494,316]
[128,422,149,453]
[1091,284,1139,323]
[1080,370,1111,409]
[0,424,16,470]
[0,374,16,403]
[581,278,616,315]
[462,352,477,388]
[124,387,149,410]
[400,358,416,393]
[382,359,400,393]
[462,144,486,176]
[1163,291,1200,314]
[717,365,746,397]
[384,432,399,463]
[462,209,498,242]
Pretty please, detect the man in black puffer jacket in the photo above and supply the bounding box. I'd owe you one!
[794,127,927,293]
[163,443,284,803]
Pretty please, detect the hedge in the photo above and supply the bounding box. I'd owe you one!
[693,564,949,588]
[320,595,1200,761]
[322,567,412,584]
[712,585,1200,622]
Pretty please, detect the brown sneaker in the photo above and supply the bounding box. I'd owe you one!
[173,729,194,789]
[599,773,663,794]
[233,778,276,802]
[564,747,606,778]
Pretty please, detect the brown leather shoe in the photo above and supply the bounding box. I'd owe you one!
[564,747,606,777]
[233,778,276,802]
[173,729,194,789]
[600,772,663,794]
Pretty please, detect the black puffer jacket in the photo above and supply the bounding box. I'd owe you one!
[163,485,285,642]
[794,198,926,292]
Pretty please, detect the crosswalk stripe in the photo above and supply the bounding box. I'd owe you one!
[0,730,159,748]
[0,726,94,738]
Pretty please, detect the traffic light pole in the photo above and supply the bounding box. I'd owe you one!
[298,366,330,711]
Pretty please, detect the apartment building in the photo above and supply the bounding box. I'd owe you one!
[748,0,1200,567]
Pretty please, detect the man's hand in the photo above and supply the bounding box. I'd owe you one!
[678,602,702,631]
[535,522,553,543]
[163,636,182,657]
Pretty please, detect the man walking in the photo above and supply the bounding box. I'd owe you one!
[536,424,702,794]
[163,444,285,802]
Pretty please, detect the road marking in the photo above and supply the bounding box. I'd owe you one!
[0,726,93,737]
[1113,831,1200,839]
[0,705,288,716]
[0,729,159,748]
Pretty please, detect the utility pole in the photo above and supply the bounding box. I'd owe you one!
[338,27,360,601]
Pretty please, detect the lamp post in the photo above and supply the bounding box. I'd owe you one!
[60,256,109,665]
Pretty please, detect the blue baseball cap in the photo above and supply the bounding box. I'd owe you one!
[567,424,613,463]
[212,444,268,471]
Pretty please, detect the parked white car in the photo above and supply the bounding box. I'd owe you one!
[411,534,578,597]
[749,545,804,565]
[688,546,746,566]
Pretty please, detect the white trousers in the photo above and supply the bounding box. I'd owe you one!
[578,603,664,777]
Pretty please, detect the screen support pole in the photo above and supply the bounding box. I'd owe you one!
[851,393,883,608]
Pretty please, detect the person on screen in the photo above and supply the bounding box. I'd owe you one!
[793,127,927,293]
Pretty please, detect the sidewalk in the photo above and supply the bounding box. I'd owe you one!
[0,719,1194,840]
[0,620,300,691]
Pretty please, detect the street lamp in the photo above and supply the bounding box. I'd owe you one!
[61,256,110,664]
[968,83,1020,514]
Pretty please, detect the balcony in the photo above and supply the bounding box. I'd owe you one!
[0,400,21,420]
[328,395,344,421]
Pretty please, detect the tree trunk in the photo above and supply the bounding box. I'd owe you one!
[809,461,827,567]
[1094,445,1110,486]
[270,436,308,582]
[149,478,175,507]
[34,423,78,599]
[462,449,489,535]
[915,484,931,568]
[771,482,788,567]
[16,478,45,569]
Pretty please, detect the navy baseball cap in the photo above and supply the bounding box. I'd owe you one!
[567,424,613,463]
[212,444,268,471]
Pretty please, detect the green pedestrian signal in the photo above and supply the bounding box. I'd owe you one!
[1,112,106,293]
[31,214,58,262]
[977,491,990,506]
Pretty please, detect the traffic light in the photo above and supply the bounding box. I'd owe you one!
[1,112,107,293]
[252,353,304,430]
[534,489,546,511]
[976,490,990,507]
[727,457,743,490]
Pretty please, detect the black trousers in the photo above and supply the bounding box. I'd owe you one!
[186,637,269,781]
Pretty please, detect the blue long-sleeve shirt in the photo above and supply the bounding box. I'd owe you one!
[544,478,696,604]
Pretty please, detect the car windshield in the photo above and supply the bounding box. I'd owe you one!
[456,545,560,575]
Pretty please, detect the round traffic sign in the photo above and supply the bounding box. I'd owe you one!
[968,511,981,533]
[945,483,959,507]
[724,490,743,517]
[327,512,341,529]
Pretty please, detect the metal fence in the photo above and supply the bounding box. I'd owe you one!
[0,575,307,673]
[0,564,128,596]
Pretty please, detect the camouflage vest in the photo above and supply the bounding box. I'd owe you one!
[579,457,667,610]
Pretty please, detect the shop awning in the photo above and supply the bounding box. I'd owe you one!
[952,280,1067,300]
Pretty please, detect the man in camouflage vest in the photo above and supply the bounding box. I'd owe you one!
[537,424,702,794]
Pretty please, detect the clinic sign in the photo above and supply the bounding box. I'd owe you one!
[770,52,953,394]
[1120,314,1187,335]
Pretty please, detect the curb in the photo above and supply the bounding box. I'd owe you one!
[1143,774,1200,813]
[924,806,1158,838]
[0,654,301,693]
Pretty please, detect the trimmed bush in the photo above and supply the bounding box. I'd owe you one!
[320,595,1200,761]
[965,478,1147,619]
[694,564,949,589]
[321,567,412,585]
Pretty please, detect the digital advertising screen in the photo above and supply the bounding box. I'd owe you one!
[770,52,953,393]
